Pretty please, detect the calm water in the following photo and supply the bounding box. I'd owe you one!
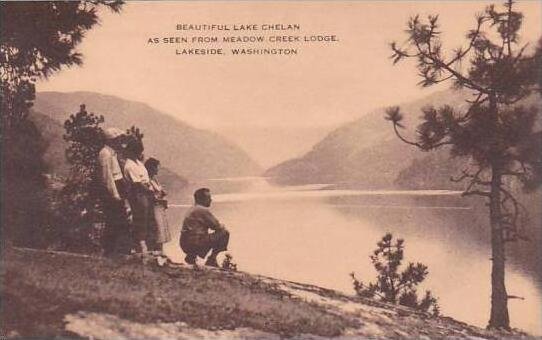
[163,178,542,335]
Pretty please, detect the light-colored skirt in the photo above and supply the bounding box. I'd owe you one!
[152,204,171,244]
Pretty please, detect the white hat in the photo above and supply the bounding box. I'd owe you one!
[104,127,124,140]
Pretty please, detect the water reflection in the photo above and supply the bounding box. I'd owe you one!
[163,178,541,335]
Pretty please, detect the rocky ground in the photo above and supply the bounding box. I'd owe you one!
[1,247,534,339]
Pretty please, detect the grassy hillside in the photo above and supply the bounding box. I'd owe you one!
[34,91,261,180]
[1,247,516,339]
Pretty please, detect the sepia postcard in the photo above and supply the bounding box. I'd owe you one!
[1,1,541,338]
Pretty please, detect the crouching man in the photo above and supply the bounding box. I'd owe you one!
[180,188,229,267]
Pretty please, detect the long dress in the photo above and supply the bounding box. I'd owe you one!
[123,158,153,245]
[149,177,171,244]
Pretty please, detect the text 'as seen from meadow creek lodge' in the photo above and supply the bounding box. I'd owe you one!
[146,23,339,56]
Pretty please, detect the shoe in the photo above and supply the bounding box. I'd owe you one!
[205,257,219,267]
[156,256,168,267]
[185,254,196,265]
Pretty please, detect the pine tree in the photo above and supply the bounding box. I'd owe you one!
[386,0,540,329]
[61,105,105,224]
[1,1,123,247]
[1,1,123,127]
[351,233,439,316]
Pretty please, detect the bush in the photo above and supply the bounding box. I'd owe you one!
[221,253,238,272]
[351,233,439,316]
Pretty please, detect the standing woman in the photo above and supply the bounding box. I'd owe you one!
[144,157,172,255]
[123,139,153,254]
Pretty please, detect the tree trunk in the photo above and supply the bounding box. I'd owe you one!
[487,165,510,330]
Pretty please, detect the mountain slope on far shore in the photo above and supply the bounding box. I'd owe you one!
[266,90,541,190]
[33,91,261,180]
[265,90,470,188]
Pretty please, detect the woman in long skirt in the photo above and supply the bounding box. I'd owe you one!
[144,157,171,255]
[123,140,153,254]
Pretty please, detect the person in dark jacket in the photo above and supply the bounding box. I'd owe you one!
[180,188,229,266]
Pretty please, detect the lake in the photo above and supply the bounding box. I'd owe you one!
[163,177,541,335]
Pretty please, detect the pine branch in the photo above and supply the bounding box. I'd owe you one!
[393,123,423,148]
[407,23,488,93]
[507,295,525,300]
[433,56,488,93]
[445,15,487,67]
[431,74,455,85]
[498,184,530,243]
[513,43,530,62]
[506,0,513,56]
[452,168,490,194]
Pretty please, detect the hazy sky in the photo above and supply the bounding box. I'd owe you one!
[38,1,542,166]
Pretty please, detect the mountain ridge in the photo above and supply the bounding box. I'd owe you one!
[33,91,262,181]
[265,89,541,189]
[29,110,189,198]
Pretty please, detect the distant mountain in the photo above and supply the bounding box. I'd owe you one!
[393,151,466,190]
[30,110,188,197]
[215,125,335,169]
[394,93,542,189]
[266,90,541,189]
[265,89,471,189]
[33,92,262,180]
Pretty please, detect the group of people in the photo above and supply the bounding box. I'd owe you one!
[98,127,229,267]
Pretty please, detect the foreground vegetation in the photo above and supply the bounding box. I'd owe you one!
[1,247,357,338]
[2,247,533,339]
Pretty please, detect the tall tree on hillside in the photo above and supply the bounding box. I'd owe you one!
[0,1,123,246]
[1,1,123,127]
[385,0,541,330]
[60,105,105,249]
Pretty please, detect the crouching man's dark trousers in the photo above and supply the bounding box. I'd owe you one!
[180,228,230,259]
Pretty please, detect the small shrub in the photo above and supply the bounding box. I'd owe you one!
[221,253,238,272]
[351,233,439,316]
